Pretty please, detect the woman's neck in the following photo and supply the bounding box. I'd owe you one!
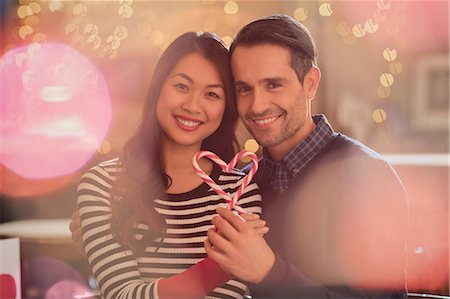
[160,139,212,193]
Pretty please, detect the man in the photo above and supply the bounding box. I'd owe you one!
[204,14,409,298]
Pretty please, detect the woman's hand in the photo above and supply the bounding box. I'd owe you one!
[240,213,269,236]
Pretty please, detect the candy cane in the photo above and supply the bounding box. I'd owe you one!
[192,150,258,214]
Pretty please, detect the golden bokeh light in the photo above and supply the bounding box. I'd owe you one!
[24,15,40,26]
[377,0,391,10]
[293,7,308,21]
[118,3,133,18]
[28,2,41,14]
[114,25,129,40]
[17,5,33,19]
[389,61,403,75]
[364,19,379,33]
[379,72,395,87]
[48,0,63,12]
[318,3,333,17]
[32,32,47,42]
[19,25,33,40]
[377,85,391,98]
[98,140,112,155]
[65,23,78,34]
[244,139,260,153]
[352,24,366,38]
[224,1,239,15]
[73,3,88,17]
[372,109,387,123]
[383,48,397,62]
[336,22,351,37]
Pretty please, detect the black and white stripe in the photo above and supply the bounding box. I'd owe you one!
[77,158,262,299]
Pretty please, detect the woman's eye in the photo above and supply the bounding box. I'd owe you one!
[206,91,221,99]
[174,83,188,91]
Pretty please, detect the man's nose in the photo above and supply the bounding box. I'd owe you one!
[248,89,270,115]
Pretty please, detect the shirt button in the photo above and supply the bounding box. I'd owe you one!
[293,168,300,174]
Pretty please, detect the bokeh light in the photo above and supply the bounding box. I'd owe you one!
[0,43,112,181]
[45,280,91,299]
[318,3,333,17]
[224,1,238,15]
[293,7,308,22]
[22,256,87,299]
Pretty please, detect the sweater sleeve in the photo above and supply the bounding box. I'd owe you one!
[77,166,232,299]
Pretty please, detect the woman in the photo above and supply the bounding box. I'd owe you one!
[76,32,265,299]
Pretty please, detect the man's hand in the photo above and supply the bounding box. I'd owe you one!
[204,207,275,284]
[240,212,269,236]
[69,210,84,255]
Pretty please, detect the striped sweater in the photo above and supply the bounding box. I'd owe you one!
[77,158,262,299]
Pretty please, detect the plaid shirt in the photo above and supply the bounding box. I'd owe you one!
[262,114,337,193]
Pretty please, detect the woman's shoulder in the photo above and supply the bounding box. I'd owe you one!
[81,157,124,182]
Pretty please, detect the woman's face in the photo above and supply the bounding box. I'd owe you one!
[156,52,226,149]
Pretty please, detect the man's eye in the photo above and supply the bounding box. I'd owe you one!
[237,86,251,94]
[268,82,281,89]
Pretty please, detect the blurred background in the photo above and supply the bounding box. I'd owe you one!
[0,0,449,298]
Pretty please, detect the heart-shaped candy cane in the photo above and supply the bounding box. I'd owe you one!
[192,150,258,214]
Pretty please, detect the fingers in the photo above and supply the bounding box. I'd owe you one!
[255,226,269,236]
[210,216,239,244]
[216,207,249,232]
[240,213,259,222]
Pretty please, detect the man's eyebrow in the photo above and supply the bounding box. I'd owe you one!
[234,80,248,87]
[235,77,287,86]
[261,77,287,84]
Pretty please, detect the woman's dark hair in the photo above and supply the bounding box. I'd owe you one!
[112,32,238,250]
[230,14,318,84]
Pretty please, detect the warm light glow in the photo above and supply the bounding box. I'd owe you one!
[389,62,403,75]
[372,108,387,123]
[364,19,379,33]
[318,3,333,17]
[377,85,391,98]
[383,48,397,62]
[28,2,41,14]
[98,140,112,155]
[0,43,112,180]
[18,25,33,40]
[293,7,308,21]
[379,72,394,87]
[352,24,366,38]
[39,86,73,102]
[224,1,238,14]
[244,139,259,153]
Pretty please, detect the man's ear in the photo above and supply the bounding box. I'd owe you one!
[303,66,321,100]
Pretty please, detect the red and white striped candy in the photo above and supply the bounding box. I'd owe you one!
[192,150,259,214]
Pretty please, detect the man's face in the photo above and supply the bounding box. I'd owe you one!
[231,44,318,157]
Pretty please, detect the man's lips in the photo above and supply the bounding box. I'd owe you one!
[249,115,282,127]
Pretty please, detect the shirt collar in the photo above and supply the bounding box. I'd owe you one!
[262,114,336,192]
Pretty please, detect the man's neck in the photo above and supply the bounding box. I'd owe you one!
[267,118,316,161]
